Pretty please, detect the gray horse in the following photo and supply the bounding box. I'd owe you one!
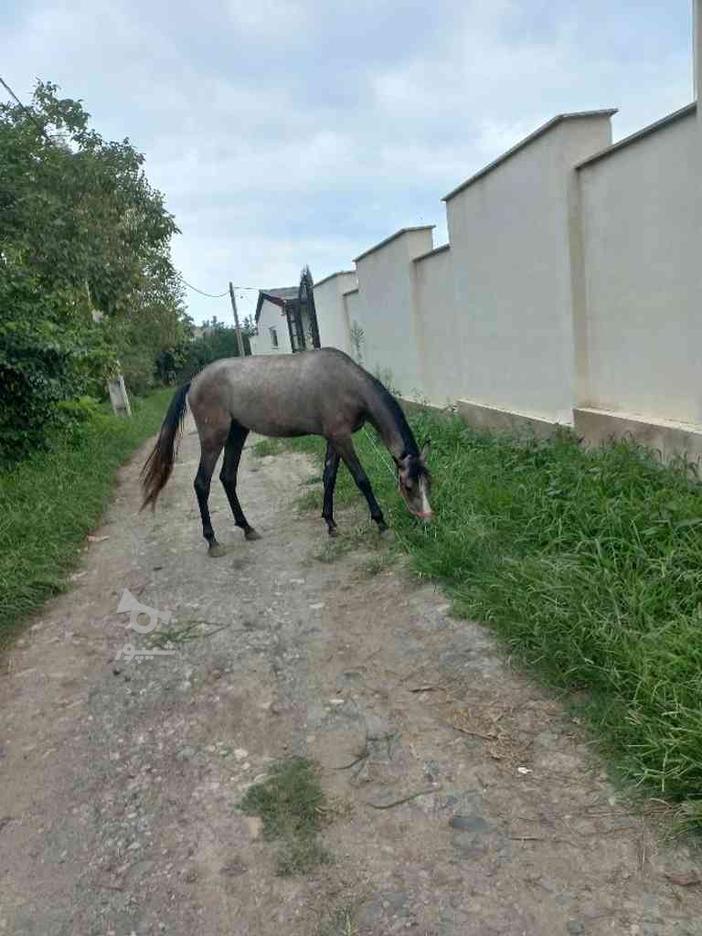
[141,349,432,556]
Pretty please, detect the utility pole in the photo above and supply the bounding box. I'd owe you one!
[228,281,245,357]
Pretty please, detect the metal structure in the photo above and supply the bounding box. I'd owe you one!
[297,266,321,351]
[254,268,322,353]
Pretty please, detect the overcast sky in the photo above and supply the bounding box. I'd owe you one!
[2,0,695,324]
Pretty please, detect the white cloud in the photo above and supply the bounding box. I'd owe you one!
[1,0,694,322]
[226,0,313,39]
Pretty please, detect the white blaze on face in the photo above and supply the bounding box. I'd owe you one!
[419,476,432,519]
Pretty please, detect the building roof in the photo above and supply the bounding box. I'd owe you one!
[262,286,299,300]
[255,286,299,323]
[442,109,618,202]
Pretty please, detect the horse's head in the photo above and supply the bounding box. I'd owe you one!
[397,441,432,521]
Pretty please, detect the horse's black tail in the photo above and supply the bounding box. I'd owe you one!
[140,382,191,511]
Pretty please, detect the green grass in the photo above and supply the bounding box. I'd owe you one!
[281,415,702,828]
[252,437,285,458]
[240,757,330,875]
[0,388,173,645]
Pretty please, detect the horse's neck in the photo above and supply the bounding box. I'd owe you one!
[365,392,409,462]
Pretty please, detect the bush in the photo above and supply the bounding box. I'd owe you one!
[0,281,116,463]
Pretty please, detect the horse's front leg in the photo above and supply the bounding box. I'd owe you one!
[332,436,387,533]
[322,441,341,536]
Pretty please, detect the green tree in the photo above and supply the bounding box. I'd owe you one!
[0,81,187,460]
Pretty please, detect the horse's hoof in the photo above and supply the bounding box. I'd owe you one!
[378,527,393,540]
[208,542,227,558]
[327,526,338,538]
[245,528,262,541]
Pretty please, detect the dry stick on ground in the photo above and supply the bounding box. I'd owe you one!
[330,732,370,771]
[404,678,506,744]
[331,752,370,771]
[439,719,498,742]
[145,620,233,648]
[509,835,579,847]
[365,787,439,810]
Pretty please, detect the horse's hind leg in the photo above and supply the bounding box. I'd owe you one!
[322,440,341,536]
[194,433,227,557]
[332,435,387,533]
[220,422,261,541]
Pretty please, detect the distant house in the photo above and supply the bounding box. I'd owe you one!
[249,285,320,355]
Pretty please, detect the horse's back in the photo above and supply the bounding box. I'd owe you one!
[189,349,367,437]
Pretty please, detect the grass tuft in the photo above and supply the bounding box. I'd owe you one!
[295,488,322,512]
[240,757,330,874]
[283,416,702,827]
[318,906,358,936]
[0,389,173,646]
[312,538,353,564]
[360,554,391,577]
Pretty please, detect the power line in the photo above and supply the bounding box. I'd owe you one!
[178,274,263,299]
[0,75,27,110]
[178,275,229,298]
[0,75,57,143]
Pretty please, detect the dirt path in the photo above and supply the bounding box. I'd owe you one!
[1,421,701,936]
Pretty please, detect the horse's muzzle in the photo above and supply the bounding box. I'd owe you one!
[412,509,434,521]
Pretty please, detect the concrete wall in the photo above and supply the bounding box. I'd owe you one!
[308,5,701,457]
[313,271,357,353]
[312,117,616,417]
[342,288,362,360]
[250,297,291,355]
[444,113,613,423]
[352,227,434,395]
[412,245,460,404]
[576,106,702,425]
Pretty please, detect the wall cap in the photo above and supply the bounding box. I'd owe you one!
[575,102,696,170]
[443,110,618,202]
[354,226,435,263]
[413,243,451,264]
[313,270,356,289]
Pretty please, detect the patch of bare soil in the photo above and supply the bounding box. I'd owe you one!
[1,420,701,935]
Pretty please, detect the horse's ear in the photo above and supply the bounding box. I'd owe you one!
[420,438,431,462]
